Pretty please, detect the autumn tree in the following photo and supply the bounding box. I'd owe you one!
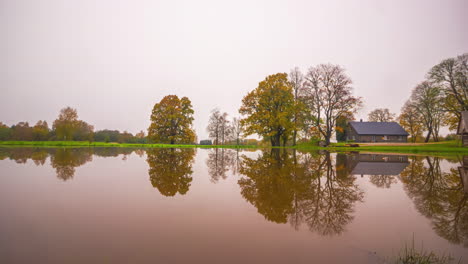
[0,122,11,141]
[11,122,34,141]
[148,95,196,144]
[146,148,196,196]
[335,112,354,142]
[32,120,50,141]
[239,73,295,147]
[53,107,78,140]
[207,109,230,145]
[428,53,468,130]
[367,108,396,122]
[398,101,424,143]
[303,64,362,145]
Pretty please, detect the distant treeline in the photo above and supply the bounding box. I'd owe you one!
[0,107,146,144]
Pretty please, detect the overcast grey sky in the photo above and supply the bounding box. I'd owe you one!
[1,0,467,139]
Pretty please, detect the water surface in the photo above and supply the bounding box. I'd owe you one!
[0,147,467,263]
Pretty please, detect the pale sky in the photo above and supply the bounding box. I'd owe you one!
[1,0,467,139]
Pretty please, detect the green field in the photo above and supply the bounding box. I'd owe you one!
[1,140,468,156]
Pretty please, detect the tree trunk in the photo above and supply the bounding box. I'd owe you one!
[293,130,297,146]
[424,129,432,143]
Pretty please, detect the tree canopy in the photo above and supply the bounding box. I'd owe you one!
[239,73,295,147]
[148,95,196,144]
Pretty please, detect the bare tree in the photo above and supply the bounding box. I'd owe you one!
[207,109,222,145]
[231,117,243,145]
[428,53,468,130]
[367,108,396,122]
[303,64,363,145]
[207,108,231,145]
[289,67,304,146]
[411,81,446,142]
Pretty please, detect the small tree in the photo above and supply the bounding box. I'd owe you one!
[398,101,424,143]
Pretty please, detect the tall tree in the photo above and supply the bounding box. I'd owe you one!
[398,101,424,143]
[428,53,468,129]
[411,81,445,142]
[239,73,295,147]
[289,67,307,146]
[53,107,79,140]
[367,108,396,122]
[303,64,362,145]
[148,95,196,144]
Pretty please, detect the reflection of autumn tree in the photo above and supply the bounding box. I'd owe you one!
[50,148,93,181]
[206,148,235,182]
[146,148,196,196]
[238,150,363,236]
[0,148,49,165]
[239,149,296,223]
[401,156,468,247]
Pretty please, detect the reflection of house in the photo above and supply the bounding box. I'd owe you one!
[345,153,409,176]
[456,111,468,147]
[346,120,408,143]
[458,156,468,193]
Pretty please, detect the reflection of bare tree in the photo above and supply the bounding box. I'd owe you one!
[238,149,363,236]
[146,148,196,196]
[401,156,468,247]
[206,148,235,182]
[369,175,398,188]
[50,148,93,181]
[298,153,363,236]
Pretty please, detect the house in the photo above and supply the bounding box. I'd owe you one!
[456,111,468,147]
[458,156,468,193]
[346,120,408,143]
[348,154,409,176]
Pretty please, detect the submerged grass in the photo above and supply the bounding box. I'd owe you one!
[389,236,461,264]
[1,140,468,156]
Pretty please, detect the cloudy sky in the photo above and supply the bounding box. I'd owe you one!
[1,0,467,139]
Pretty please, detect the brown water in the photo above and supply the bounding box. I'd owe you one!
[0,147,467,264]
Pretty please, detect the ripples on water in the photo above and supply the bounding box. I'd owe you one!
[0,147,467,263]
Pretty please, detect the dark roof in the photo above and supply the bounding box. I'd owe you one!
[351,162,409,175]
[349,121,409,135]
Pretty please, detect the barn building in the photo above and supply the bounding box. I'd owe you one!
[457,111,468,147]
[346,120,408,143]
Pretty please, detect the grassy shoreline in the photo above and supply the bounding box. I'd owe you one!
[1,140,468,155]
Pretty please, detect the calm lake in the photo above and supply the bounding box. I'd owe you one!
[0,147,467,263]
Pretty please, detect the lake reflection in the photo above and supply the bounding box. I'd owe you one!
[0,147,467,263]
